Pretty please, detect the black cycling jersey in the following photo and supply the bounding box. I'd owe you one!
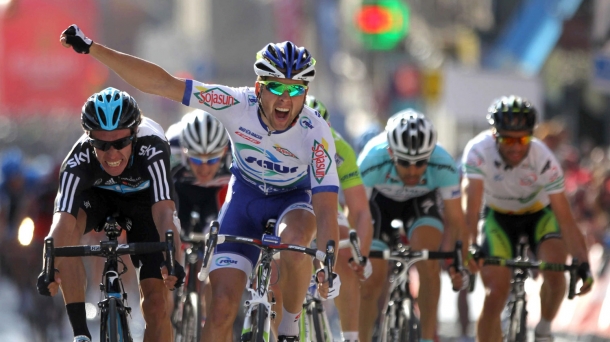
[54,118,174,218]
[53,118,175,280]
[171,154,231,234]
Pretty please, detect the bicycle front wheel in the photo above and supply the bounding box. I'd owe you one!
[175,291,202,342]
[506,299,527,342]
[381,302,405,342]
[101,297,132,342]
[242,303,267,342]
[402,298,420,342]
[310,302,333,342]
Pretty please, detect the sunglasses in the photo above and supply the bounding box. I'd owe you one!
[258,81,308,97]
[188,155,222,166]
[89,135,134,151]
[495,135,532,146]
[394,158,428,168]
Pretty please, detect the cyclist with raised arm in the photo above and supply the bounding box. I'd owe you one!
[357,109,470,342]
[303,96,374,342]
[461,95,593,342]
[36,87,185,342]
[60,24,341,342]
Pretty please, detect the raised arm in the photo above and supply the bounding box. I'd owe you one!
[60,24,186,102]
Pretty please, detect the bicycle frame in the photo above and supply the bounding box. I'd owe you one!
[371,241,463,342]
[198,220,333,342]
[41,219,175,342]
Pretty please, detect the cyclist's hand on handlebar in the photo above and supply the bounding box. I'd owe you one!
[465,244,485,274]
[448,267,471,292]
[60,24,93,54]
[348,256,372,281]
[36,272,61,297]
[160,260,186,291]
[315,269,341,300]
[576,262,594,295]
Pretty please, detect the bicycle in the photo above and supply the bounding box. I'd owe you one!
[172,211,207,342]
[197,219,336,342]
[299,229,365,342]
[471,235,579,342]
[369,241,465,342]
[40,214,176,342]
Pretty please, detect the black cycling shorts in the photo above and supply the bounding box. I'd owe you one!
[481,206,561,259]
[80,188,165,281]
[369,189,444,249]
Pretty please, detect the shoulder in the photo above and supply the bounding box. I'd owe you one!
[138,117,168,141]
[428,145,458,174]
[61,134,95,171]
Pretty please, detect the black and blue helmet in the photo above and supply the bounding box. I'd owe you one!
[254,41,316,81]
[487,95,537,132]
[81,87,141,131]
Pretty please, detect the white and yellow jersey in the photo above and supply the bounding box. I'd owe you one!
[461,130,564,214]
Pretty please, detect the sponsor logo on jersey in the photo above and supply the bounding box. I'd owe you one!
[451,189,461,197]
[335,153,344,168]
[540,160,551,174]
[93,178,103,186]
[421,199,434,214]
[139,145,163,160]
[67,149,91,168]
[273,144,298,159]
[236,131,261,144]
[245,156,299,174]
[311,139,332,183]
[299,116,314,129]
[215,256,238,266]
[194,86,240,110]
[96,180,151,193]
[519,174,537,186]
[105,178,117,185]
[248,95,257,106]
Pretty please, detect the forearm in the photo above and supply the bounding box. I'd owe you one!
[90,43,180,100]
[562,223,589,262]
[353,211,373,256]
[316,211,339,254]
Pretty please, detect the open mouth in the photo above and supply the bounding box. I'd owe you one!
[275,107,289,122]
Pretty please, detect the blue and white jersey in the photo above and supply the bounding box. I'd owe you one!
[182,80,339,195]
[357,133,461,202]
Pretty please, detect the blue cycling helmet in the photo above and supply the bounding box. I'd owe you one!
[81,87,141,131]
[254,41,316,81]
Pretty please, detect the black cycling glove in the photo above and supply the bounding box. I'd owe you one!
[36,272,52,297]
[161,260,186,289]
[577,262,594,285]
[62,24,93,54]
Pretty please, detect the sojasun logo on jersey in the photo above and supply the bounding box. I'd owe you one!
[194,86,240,110]
[311,138,332,184]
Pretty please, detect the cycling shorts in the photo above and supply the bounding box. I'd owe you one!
[80,188,165,281]
[210,176,313,276]
[369,189,444,249]
[481,205,561,259]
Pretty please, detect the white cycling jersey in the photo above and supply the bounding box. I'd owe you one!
[461,130,565,214]
[181,80,339,195]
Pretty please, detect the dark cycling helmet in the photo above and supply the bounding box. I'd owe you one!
[487,95,537,132]
[386,109,437,161]
[180,109,229,155]
[254,41,316,81]
[305,95,329,122]
[81,87,141,131]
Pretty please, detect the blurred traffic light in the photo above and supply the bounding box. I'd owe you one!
[353,0,410,50]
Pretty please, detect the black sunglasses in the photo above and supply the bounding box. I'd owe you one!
[89,135,134,151]
[394,158,428,168]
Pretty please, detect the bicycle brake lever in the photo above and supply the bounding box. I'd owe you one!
[348,230,364,264]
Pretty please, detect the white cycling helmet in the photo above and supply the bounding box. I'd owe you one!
[254,41,316,82]
[179,110,229,155]
[386,109,437,161]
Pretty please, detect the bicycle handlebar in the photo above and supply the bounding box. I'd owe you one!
[337,229,365,265]
[478,256,580,299]
[41,231,176,283]
[197,220,334,283]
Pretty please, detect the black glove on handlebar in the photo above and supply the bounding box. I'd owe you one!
[62,24,93,54]
[161,260,186,289]
[577,262,593,285]
[36,272,52,296]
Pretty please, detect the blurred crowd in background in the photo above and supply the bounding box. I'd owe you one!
[1,0,610,340]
